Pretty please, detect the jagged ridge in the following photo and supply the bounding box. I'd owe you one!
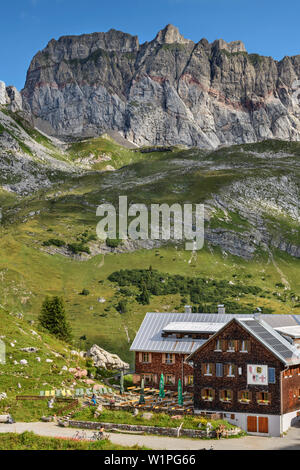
[20,24,300,148]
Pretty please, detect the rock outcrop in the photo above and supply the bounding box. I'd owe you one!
[87,344,129,370]
[21,24,300,148]
[0,81,22,111]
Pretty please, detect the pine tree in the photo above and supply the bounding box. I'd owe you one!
[39,296,72,342]
[139,282,150,305]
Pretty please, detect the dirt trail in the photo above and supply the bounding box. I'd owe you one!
[268,250,291,290]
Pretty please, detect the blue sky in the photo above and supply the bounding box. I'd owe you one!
[1,0,299,90]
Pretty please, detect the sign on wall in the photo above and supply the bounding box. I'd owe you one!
[247,364,268,385]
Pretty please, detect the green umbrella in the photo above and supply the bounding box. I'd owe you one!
[159,373,165,398]
[178,379,183,406]
[120,369,124,395]
[139,378,145,404]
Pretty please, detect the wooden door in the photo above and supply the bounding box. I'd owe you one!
[247,415,257,432]
[258,417,269,434]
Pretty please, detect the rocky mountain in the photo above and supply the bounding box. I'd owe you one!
[20,24,300,148]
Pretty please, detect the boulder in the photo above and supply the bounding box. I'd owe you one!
[19,359,28,365]
[20,347,39,353]
[87,344,129,370]
[141,412,153,420]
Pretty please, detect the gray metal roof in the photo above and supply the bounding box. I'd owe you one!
[238,318,300,365]
[130,312,300,357]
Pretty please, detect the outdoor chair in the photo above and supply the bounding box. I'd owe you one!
[39,391,45,397]
[55,390,62,397]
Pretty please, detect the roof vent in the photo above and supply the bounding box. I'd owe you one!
[217,304,225,314]
[184,305,192,314]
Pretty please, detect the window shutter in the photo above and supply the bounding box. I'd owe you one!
[222,339,227,351]
[211,363,215,375]
[201,363,206,375]
[246,340,251,352]
[139,352,142,362]
[234,340,239,351]
[172,354,176,364]
[268,367,275,384]
[149,353,152,363]
[162,353,166,364]
[216,363,223,377]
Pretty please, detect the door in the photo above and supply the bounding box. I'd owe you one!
[258,417,269,434]
[247,415,257,432]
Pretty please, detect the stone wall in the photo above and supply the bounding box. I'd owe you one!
[68,419,242,438]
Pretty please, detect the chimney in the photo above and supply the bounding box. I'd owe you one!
[217,304,225,314]
[253,307,262,320]
[184,305,192,314]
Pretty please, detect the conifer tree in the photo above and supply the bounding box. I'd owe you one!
[39,296,72,342]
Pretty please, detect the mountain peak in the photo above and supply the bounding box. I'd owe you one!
[154,24,192,45]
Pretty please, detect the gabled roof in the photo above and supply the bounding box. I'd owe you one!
[187,317,300,365]
[130,312,300,357]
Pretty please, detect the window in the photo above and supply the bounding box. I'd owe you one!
[240,340,249,352]
[142,352,150,363]
[220,389,232,402]
[201,388,214,401]
[204,363,213,376]
[216,363,223,377]
[165,374,175,385]
[226,364,235,377]
[165,353,175,364]
[142,374,153,385]
[139,352,152,363]
[257,391,271,405]
[227,340,235,352]
[268,367,276,384]
[215,339,222,351]
[239,390,251,403]
[185,375,194,385]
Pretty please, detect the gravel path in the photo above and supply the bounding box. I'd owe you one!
[0,422,299,450]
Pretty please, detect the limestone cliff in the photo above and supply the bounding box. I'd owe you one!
[19,24,300,147]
